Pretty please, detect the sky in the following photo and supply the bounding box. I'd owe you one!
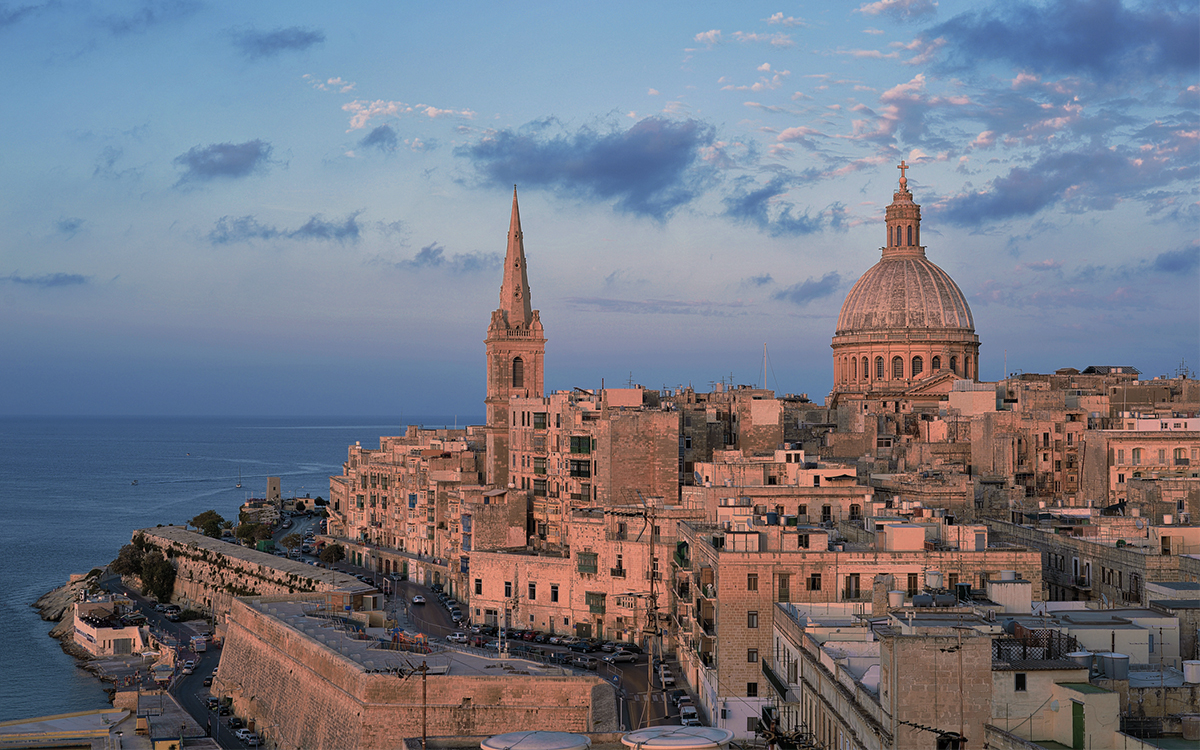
[1,0,1196,417]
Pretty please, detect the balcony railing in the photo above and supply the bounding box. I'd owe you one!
[1074,576,1091,589]
[610,567,626,578]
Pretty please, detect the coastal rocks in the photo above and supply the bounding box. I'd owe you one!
[34,568,106,654]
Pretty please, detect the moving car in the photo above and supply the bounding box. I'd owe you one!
[446,632,468,644]
[181,660,194,675]
[411,595,426,604]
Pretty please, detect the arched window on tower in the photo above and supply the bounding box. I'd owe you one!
[512,357,525,388]
[950,356,958,375]
[875,357,885,379]
[862,357,869,380]
[964,356,972,378]
[895,226,902,247]
[931,355,941,371]
[911,356,923,377]
[892,356,904,379]
[852,357,858,381]
[907,225,913,246]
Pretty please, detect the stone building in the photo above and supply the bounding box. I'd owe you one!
[830,164,980,407]
[672,516,1042,739]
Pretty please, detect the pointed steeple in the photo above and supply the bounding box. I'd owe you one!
[499,185,534,328]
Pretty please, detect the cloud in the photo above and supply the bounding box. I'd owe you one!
[925,0,1199,82]
[732,31,794,48]
[396,242,501,273]
[766,12,807,27]
[564,297,745,317]
[745,274,774,286]
[303,74,355,92]
[208,212,362,244]
[173,140,272,185]
[772,272,842,306]
[723,174,846,236]
[93,146,141,181]
[933,143,1198,227]
[55,217,84,236]
[1152,244,1199,274]
[694,29,721,45]
[3,272,89,287]
[856,0,938,21]
[1,2,49,28]
[457,117,717,219]
[101,0,199,36]
[231,27,325,60]
[359,124,398,152]
[341,99,474,131]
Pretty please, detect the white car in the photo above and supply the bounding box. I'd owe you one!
[234,728,253,741]
[412,595,426,605]
[446,632,468,643]
[245,733,262,746]
[181,660,194,675]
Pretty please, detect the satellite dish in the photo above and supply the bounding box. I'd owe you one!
[1135,520,1145,529]
[1101,593,1110,608]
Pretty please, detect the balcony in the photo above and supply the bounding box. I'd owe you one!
[1176,458,1191,466]
[1074,576,1091,590]
[610,567,626,579]
[673,548,690,569]
[675,581,691,599]
[698,618,715,637]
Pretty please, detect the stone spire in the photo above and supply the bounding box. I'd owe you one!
[498,185,533,328]
[884,160,923,257]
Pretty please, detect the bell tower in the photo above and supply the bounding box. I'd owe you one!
[485,186,546,487]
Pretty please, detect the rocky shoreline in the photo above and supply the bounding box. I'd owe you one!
[32,568,118,690]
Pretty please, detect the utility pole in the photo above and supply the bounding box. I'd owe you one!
[420,660,428,750]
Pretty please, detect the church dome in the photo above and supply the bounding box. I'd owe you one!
[835,253,973,334]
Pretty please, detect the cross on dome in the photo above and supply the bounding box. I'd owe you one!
[897,160,908,188]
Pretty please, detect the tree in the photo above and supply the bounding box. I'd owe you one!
[235,522,271,544]
[111,543,145,577]
[140,551,176,602]
[319,543,345,564]
[314,496,327,506]
[190,510,225,538]
[294,500,306,513]
[281,533,303,553]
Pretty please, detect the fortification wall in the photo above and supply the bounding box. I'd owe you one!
[215,597,616,749]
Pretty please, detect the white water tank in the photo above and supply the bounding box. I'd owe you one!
[888,590,905,608]
[1000,570,1016,581]
[1184,660,1200,684]
[483,732,592,750]
[1163,514,1173,525]
[926,570,943,589]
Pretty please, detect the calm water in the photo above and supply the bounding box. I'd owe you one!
[0,415,477,722]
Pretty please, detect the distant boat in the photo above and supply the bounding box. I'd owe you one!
[131,480,138,486]
[236,467,242,489]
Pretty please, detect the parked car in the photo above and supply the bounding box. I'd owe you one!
[668,689,687,706]
[568,639,600,653]
[682,718,703,727]
[659,665,675,687]
[680,705,699,723]
[245,734,262,746]
[202,676,212,686]
[600,641,618,652]
[411,595,426,605]
[228,717,244,729]
[571,655,600,670]
[618,642,643,654]
[204,697,219,710]
[446,632,468,644]
[181,660,194,675]
[602,650,638,664]
[234,728,253,741]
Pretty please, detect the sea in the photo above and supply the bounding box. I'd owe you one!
[0,415,476,722]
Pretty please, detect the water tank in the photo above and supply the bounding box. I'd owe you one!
[621,726,735,748]
[1067,651,1093,671]
[913,594,934,608]
[934,593,957,607]
[1184,660,1200,684]
[483,732,592,750]
[1098,653,1130,680]
[1164,514,1174,525]
[1000,570,1016,581]
[888,590,905,608]
[766,512,779,526]
[1182,714,1200,741]
[925,570,943,589]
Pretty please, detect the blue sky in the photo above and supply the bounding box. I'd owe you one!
[1,0,1196,416]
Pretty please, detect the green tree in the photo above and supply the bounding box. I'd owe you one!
[319,543,345,564]
[140,551,176,602]
[294,500,306,513]
[111,543,145,577]
[190,510,226,538]
[281,533,303,553]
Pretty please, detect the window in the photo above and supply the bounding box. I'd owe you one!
[533,412,547,429]
[798,504,808,517]
[747,573,758,591]
[504,581,512,598]
[875,356,885,379]
[551,584,559,603]
[1157,449,1166,464]
[533,457,546,474]
[748,648,758,663]
[808,573,822,591]
[569,459,592,478]
[1117,449,1125,464]
[892,356,904,379]
[1015,673,1027,692]
[932,355,941,370]
[569,436,592,454]
[577,551,598,574]
[475,578,482,595]
[533,479,546,497]
[821,504,832,522]
[778,574,791,602]
[528,582,536,600]
[851,358,857,381]
[797,534,809,549]
[849,503,862,520]
[747,682,759,697]
[512,357,524,388]
[843,573,861,600]
[907,573,919,596]
[862,357,869,380]
[1132,448,1142,465]
[950,356,958,374]
[964,356,971,377]
[748,611,759,628]
[1118,473,1125,484]
[912,356,923,377]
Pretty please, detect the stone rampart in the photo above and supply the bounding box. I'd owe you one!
[215,596,617,749]
[135,527,370,619]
